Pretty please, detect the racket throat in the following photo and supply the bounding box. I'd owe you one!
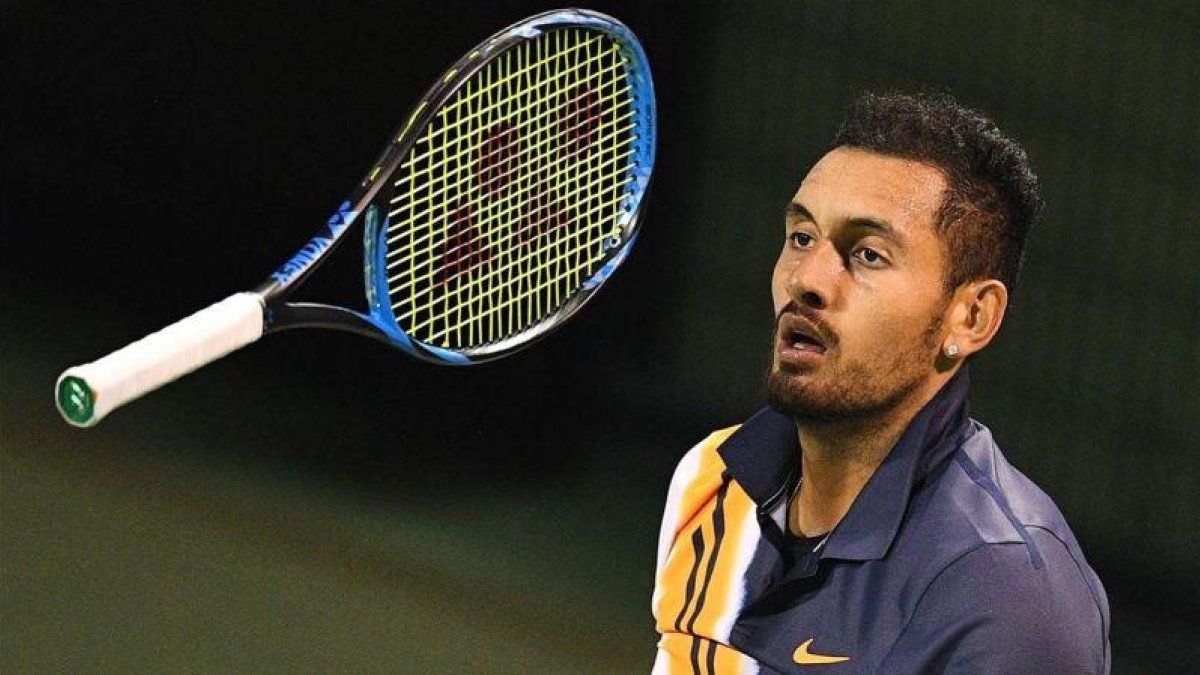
[265,302,392,344]
[255,200,361,301]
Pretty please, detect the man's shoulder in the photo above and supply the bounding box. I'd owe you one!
[652,424,757,622]
[659,425,742,519]
[653,425,742,568]
[895,420,1109,628]
[676,424,742,473]
[881,422,1110,671]
[960,421,1072,526]
[904,421,1085,556]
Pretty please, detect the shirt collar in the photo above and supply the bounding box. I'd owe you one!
[717,367,973,562]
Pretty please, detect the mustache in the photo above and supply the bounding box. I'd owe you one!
[774,301,838,347]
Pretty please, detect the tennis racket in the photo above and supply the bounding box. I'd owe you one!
[55,8,656,428]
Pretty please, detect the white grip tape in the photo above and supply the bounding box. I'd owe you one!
[57,292,265,427]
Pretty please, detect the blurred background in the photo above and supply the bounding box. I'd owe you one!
[3,0,1197,672]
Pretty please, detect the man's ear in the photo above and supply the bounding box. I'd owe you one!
[939,279,1008,363]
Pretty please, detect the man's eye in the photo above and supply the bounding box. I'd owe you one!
[853,247,887,266]
[789,232,814,248]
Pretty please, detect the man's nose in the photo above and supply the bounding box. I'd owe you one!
[786,245,842,310]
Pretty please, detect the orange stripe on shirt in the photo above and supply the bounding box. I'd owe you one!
[655,632,695,675]
[654,427,739,633]
[673,428,739,533]
[691,481,756,640]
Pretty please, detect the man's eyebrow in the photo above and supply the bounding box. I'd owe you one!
[786,201,907,245]
[845,217,906,245]
[785,202,814,222]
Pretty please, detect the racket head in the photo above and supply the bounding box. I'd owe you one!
[353,9,655,365]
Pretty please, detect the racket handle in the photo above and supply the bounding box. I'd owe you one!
[55,292,266,428]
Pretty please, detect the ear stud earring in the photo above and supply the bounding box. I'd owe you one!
[945,343,960,358]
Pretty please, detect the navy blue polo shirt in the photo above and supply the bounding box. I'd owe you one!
[652,369,1110,674]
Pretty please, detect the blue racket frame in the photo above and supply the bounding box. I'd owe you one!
[255,8,656,366]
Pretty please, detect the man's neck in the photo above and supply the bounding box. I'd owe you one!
[788,377,948,538]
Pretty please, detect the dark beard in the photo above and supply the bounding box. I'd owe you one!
[765,315,942,424]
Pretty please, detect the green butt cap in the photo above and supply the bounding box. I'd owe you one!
[58,376,95,426]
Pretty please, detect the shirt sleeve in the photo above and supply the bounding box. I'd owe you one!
[652,427,739,623]
[881,529,1110,674]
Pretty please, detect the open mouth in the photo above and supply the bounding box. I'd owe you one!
[787,329,826,354]
[777,314,831,357]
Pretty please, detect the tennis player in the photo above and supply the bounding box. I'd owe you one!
[652,93,1110,674]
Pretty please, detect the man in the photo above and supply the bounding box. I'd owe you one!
[651,93,1110,674]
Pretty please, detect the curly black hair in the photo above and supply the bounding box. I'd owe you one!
[831,92,1042,294]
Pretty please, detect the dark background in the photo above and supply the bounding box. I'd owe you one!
[3,1,1197,672]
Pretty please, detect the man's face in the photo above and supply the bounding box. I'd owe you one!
[768,146,952,423]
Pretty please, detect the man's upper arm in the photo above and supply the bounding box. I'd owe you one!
[882,530,1110,674]
[652,427,741,624]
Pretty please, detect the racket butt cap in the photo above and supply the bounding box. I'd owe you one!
[56,373,98,427]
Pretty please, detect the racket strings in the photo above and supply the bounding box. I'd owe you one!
[386,28,637,350]
[384,143,634,276]
[386,54,628,241]
[477,30,621,343]
[384,104,634,241]
[396,190,629,332]
[397,42,619,168]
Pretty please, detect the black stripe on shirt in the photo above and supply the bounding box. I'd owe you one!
[690,636,704,675]
[705,636,719,674]
[674,527,707,632]
[686,478,730,634]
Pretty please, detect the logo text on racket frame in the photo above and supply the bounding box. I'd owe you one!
[271,201,357,285]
